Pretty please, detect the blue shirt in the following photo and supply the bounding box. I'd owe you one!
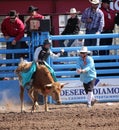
[76,56,96,83]
[81,7,104,32]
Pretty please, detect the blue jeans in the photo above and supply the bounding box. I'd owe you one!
[67,40,75,47]
[59,40,65,47]
[84,28,98,55]
[59,39,75,47]
[6,41,21,66]
[6,41,21,59]
[99,30,113,55]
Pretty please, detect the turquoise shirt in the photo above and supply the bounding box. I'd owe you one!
[76,56,96,84]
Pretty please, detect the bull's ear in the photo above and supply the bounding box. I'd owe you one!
[60,82,68,88]
[45,83,53,89]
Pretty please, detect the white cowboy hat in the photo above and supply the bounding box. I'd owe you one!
[89,0,100,4]
[79,46,91,53]
[68,8,80,14]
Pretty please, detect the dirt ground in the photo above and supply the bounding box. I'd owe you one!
[0,102,119,130]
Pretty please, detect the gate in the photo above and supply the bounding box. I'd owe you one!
[0,32,119,104]
[49,33,119,103]
[0,36,31,104]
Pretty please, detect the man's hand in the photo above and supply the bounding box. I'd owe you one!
[38,59,45,65]
[12,40,16,45]
[96,31,100,34]
[60,49,65,56]
[76,69,85,74]
[86,18,92,23]
[5,36,10,40]
[76,69,82,74]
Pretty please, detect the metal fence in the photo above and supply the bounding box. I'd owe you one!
[0,32,119,79]
[0,32,119,103]
[0,36,31,79]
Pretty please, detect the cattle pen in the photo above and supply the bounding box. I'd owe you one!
[0,32,119,130]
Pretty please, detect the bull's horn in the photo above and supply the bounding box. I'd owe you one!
[45,83,52,88]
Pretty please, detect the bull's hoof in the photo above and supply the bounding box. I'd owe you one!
[56,101,62,105]
[31,110,35,113]
[45,109,49,112]
[21,108,26,113]
[31,107,36,113]
[21,110,26,113]
[35,105,40,110]
[34,102,40,110]
[45,108,49,112]
[31,106,35,113]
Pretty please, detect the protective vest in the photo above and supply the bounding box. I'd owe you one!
[38,46,50,61]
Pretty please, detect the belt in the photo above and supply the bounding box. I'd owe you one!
[86,28,98,31]
[103,30,113,32]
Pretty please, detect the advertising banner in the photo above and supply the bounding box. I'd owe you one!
[110,0,119,12]
[60,78,119,103]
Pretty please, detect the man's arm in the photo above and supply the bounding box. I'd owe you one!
[73,18,80,34]
[83,57,94,72]
[81,8,88,24]
[34,47,42,61]
[14,18,25,42]
[61,19,70,35]
[77,57,94,74]
[50,49,64,58]
[97,10,105,33]
[1,19,9,37]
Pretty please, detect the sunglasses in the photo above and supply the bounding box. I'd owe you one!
[10,17,16,20]
[80,52,87,54]
[92,4,99,6]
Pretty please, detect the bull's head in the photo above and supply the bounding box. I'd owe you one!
[15,58,32,74]
[45,82,68,104]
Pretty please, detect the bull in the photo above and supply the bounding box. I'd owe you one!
[15,58,66,112]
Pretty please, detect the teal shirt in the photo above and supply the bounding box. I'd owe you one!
[76,56,96,84]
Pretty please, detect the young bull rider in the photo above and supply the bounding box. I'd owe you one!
[34,39,64,82]
[76,46,97,108]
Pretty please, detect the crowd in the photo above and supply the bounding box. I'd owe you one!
[0,0,119,107]
[1,0,119,58]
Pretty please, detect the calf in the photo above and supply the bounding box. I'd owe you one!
[15,58,66,112]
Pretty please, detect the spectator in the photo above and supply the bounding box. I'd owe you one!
[60,8,80,47]
[81,0,104,55]
[1,10,25,63]
[69,31,84,56]
[115,13,119,26]
[99,0,116,55]
[25,5,44,36]
[76,46,97,108]
[71,31,84,47]
[34,39,64,82]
